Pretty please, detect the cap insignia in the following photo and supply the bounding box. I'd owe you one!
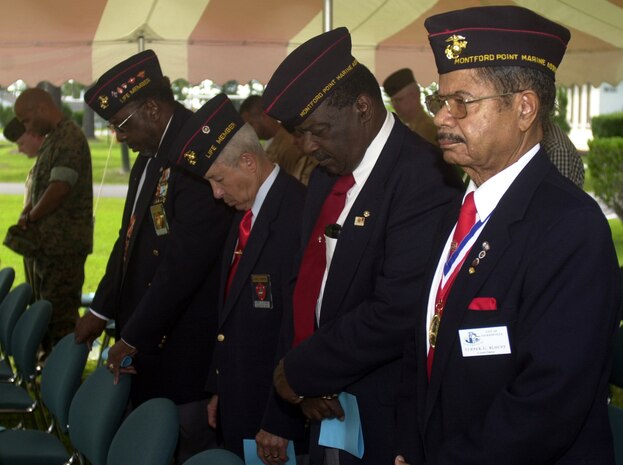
[445,34,468,60]
[184,150,197,165]
[98,95,109,109]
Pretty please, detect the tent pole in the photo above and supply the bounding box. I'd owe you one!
[323,0,333,32]
[138,35,145,52]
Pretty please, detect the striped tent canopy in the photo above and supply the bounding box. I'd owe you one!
[1,0,622,87]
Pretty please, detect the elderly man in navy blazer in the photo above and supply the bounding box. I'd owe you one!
[175,94,307,462]
[395,6,622,465]
[255,27,464,465]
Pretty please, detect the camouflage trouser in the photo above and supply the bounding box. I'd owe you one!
[31,254,87,353]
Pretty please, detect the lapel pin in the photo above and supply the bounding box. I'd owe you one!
[468,241,491,275]
[354,211,371,227]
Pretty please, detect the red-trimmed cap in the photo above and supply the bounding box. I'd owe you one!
[261,27,358,129]
[84,50,162,120]
[173,94,244,177]
[425,6,570,80]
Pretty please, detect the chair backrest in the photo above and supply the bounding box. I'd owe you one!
[609,404,623,465]
[182,449,245,465]
[68,366,131,465]
[0,282,33,356]
[10,299,52,381]
[40,332,89,433]
[107,397,179,465]
[0,267,15,304]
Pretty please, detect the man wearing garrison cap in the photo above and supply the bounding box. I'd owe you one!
[175,94,307,462]
[395,6,621,465]
[257,27,463,465]
[383,68,438,146]
[76,50,232,463]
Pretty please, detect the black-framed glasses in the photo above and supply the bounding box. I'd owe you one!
[108,102,144,133]
[425,91,520,119]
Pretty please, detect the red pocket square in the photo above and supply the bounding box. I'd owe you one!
[468,297,497,311]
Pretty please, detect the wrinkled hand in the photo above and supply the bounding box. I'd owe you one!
[207,394,218,429]
[255,429,289,465]
[74,312,107,349]
[300,396,344,422]
[106,340,137,384]
[395,455,411,465]
[273,359,303,405]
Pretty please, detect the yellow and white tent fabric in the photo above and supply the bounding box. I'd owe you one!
[1,0,622,87]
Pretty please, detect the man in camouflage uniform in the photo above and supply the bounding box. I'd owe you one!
[13,88,93,353]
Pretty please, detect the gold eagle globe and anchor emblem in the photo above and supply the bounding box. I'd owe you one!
[445,34,468,60]
[184,150,197,166]
[98,95,109,109]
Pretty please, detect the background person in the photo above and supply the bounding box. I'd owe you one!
[239,95,317,186]
[3,117,44,286]
[383,68,438,146]
[13,88,93,354]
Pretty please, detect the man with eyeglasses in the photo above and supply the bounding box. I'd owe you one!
[11,88,93,355]
[395,6,621,465]
[255,27,463,465]
[76,50,232,463]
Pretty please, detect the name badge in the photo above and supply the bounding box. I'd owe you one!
[459,326,511,357]
[150,203,169,236]
[251,274,273,309]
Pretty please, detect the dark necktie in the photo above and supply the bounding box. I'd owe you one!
[225,209,253,298]
[427,192,477,379]
[292,174,356,347]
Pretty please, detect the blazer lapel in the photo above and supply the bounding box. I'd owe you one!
[423,150,554,425]
[320,122,406,323]
[220,171,287,324]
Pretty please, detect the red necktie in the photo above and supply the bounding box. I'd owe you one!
[427,192,477,379]
[225,210,253,297]
[292,174,356,346]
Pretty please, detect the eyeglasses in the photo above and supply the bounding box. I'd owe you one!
[425,91,520,119]
[108,103,143,133]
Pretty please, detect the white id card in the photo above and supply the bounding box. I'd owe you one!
[459,326,511,357]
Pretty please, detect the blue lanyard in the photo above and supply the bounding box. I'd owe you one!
[443,214,490,277]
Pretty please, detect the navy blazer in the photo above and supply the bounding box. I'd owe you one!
[206,169,306,457]
[91,103,233,405]
[399,150,621,465]
[266,118,464,465]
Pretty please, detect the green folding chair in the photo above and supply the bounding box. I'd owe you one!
[107,397,179,465]
[183,449,245,465]
[0,282,33,382]
[0,300,52,428]
[0,365,131,465]
[0,267,15,304]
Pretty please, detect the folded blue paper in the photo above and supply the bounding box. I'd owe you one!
[318,392,364,458]
[243,438,296,465]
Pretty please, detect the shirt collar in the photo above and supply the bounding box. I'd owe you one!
[250,164,280,222]
[468,143,541,220]
[351,110,395,186]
